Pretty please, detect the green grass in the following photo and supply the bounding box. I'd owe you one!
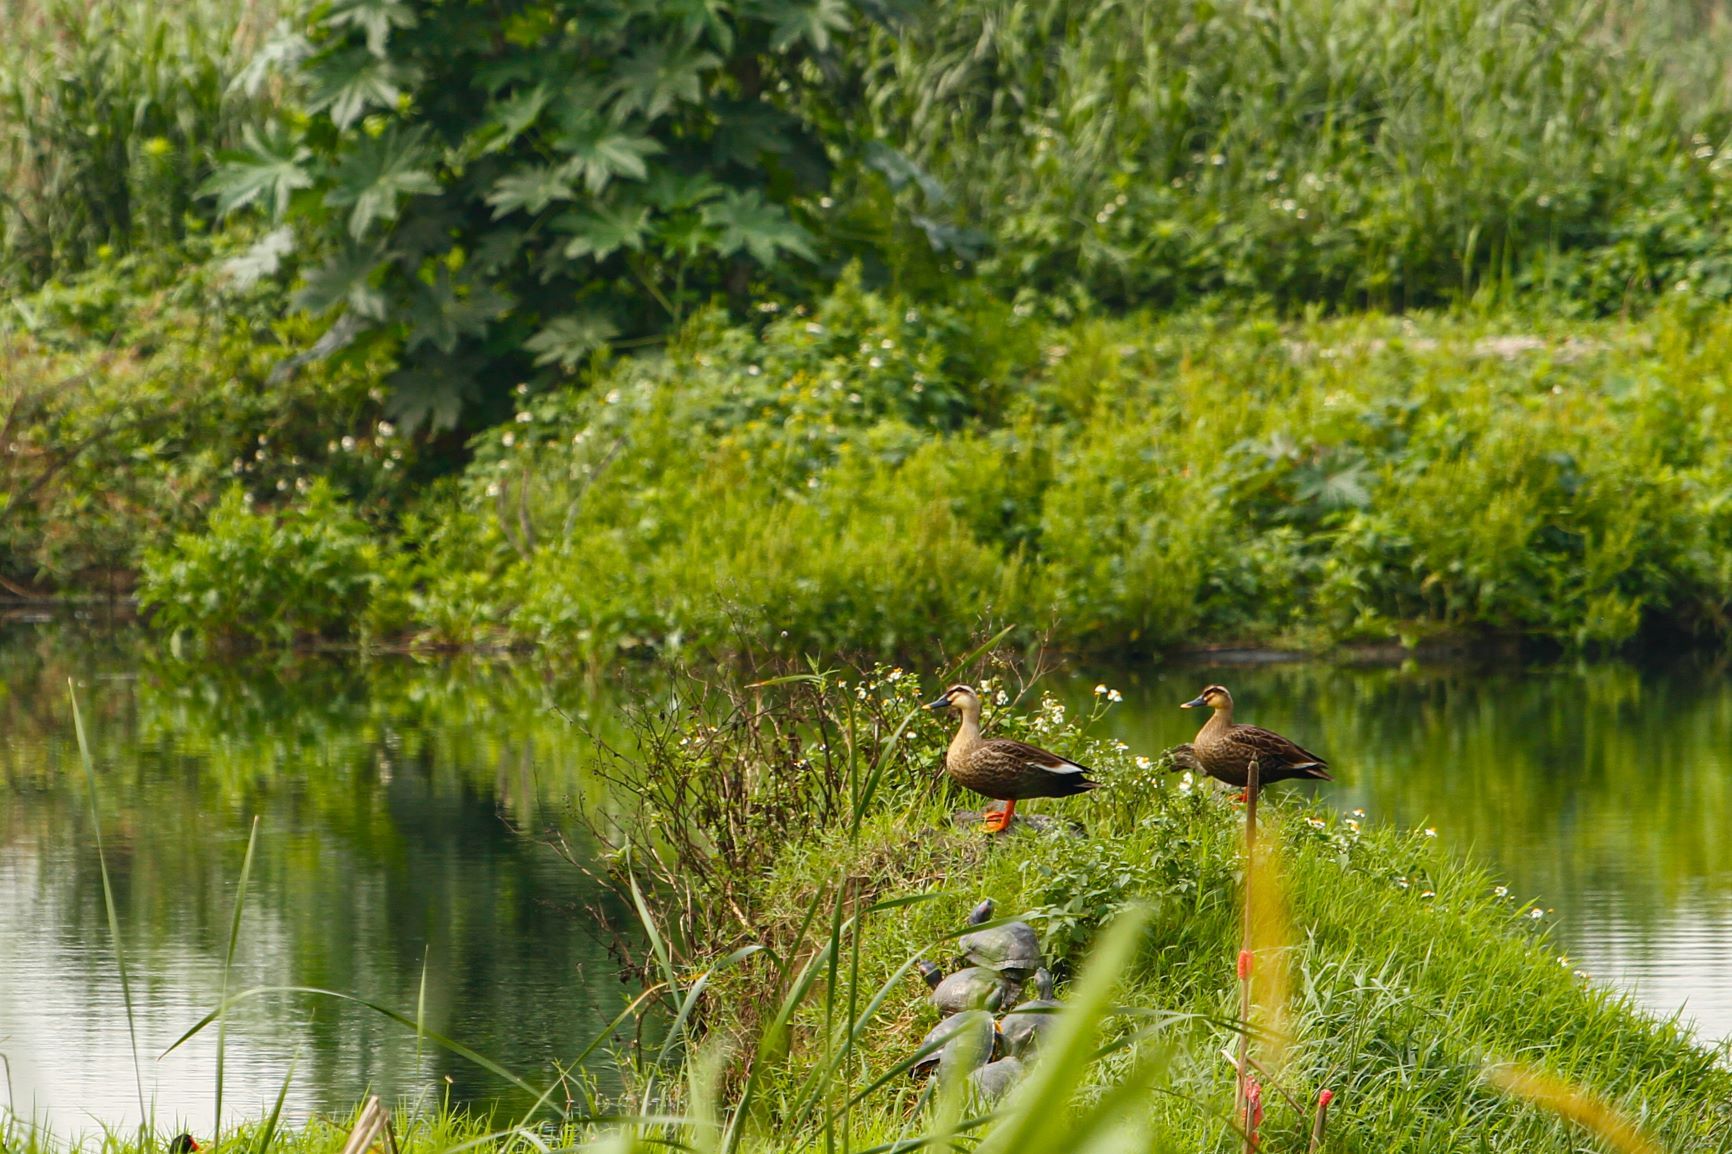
[865,0,1732,313]
[0,0,279,286]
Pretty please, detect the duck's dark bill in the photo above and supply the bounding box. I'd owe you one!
[924,696,951,710]
[1180,695,1208,709]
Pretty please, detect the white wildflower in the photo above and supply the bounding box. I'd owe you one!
[1108,689,1122,703]
[501,432,515,447]
[1094,684,1108,696]
[1135,756,1152,770]
[1423,828,1437,838]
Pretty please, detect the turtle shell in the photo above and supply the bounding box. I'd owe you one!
[968,1055,1027,1103]
[959,918,1042,980]
[910,1009,998,1079]
[930,965,1020,1015]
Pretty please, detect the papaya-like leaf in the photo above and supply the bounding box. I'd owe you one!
[229,23,313,99]
[406,271,512,353]
[772,0,852,51]
[609,41,721,121]
[306,47,418,130]
[201,126,313,219]
[323,127,441,239]
[524,312,620,369]
[222,227,298,289]
[472,84,552,156]
[485,165,577,218]
[558,128,662,194]
[323,0,418,57]
[555,203,651,260]
[701,188,815,263]
[294,247,388,318]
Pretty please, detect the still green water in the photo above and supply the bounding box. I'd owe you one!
[3,622,1730,1135]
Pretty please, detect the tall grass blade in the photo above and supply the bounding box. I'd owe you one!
[248,1051,297,1154]
[69,679,146,1123]
[1486,1063,1662,1154]
[217,814,262,1149]
[161,986,545,1100]
[941,625,1017,680]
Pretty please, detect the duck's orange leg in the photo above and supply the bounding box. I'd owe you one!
[981,800,1017,833]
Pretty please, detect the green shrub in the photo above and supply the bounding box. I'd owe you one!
[138,480,380,647]
[0,236,407,591]
[373,288,1732,658]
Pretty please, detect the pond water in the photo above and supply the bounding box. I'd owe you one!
[3,621,1731,1137]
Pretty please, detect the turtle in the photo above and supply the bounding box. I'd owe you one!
[909,1009,998,1081]
[917,959,1020,1015]
[968,1054,1028,1103]
[957,899,1043,982]
[998,967,1061,1057]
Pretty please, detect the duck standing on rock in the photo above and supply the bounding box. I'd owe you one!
[1181,684,1332,791]
[926,685,1098,833]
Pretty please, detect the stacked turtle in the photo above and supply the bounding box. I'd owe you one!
[911,899,1064,1103]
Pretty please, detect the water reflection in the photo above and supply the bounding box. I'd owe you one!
[0,623,632,1134]
[1058,655,1732,1046]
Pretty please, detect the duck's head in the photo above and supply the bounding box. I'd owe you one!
[1181,684,1232,712]
[925,684,980,713]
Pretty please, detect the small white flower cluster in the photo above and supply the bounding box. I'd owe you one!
[1091,683,1123,703]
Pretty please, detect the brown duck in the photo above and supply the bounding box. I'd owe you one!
[1181,684,1332,790]
[926,684,1098,832]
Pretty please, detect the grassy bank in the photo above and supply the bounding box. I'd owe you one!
[9,666,1731,1152]
[123,278,1732,658]
[11,259,1732,656]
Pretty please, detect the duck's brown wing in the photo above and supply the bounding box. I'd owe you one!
[1225,725,1331,781]
[952,738,1098,800]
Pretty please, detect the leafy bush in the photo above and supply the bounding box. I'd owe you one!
[366,285,1732,658]
[204,0,948,432]
[0,236,407,591]
[138,480,380,647]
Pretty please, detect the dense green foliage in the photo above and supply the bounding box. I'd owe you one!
[0,237,404,592]
[206,0,941,431]
[11,0,1732,656]
[139,279,1727,655]
[0,0,278,284]
[867,0,1732,312]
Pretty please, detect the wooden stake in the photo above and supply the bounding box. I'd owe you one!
[1308,1088,1335,1152]
[340,1097,397,1154]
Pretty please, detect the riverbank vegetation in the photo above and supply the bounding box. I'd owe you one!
[5,0,1732,661]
